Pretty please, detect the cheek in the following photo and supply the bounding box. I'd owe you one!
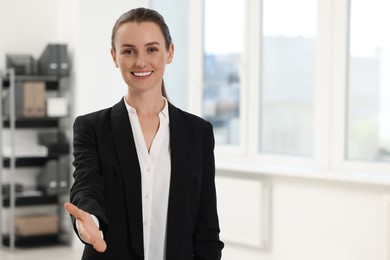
[154,57,169,69]
[117,59,130,70]
[118,63,130,76]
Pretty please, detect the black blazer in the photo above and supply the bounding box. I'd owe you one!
[70,99,224,260]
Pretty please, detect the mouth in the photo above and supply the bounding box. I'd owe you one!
[131,71,153,78]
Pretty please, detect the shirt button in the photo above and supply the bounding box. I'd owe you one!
[145,194,149,199]
[143,222,146,226]
[146,168,151,172]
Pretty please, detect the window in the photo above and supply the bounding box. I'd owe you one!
[150,0,190,110]
[347,0,390,162]
[187,0,390,175]
[260,0,317,156]
[202,0,244,145]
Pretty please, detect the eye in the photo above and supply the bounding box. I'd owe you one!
[122,49,135,56]
[147,47,158,54]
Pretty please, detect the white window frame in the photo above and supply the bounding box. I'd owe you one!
[188,0,390,181]
[330,0,390,174]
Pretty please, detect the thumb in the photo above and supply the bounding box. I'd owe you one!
[64,202,84,219]
[91,236,107,252]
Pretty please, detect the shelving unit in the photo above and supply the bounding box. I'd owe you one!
[0,67,73,250]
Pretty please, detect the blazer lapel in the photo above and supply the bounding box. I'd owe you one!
[110,99,144,258]
[166,103,190,259]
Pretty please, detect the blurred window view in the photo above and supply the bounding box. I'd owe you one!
[203,0,244,145]
[260,0,317,156]
[347,0,390,162]
[150,0,189,110]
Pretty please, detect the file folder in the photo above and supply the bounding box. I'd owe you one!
[38,44,70,76]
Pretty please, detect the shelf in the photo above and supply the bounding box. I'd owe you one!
[1,50,73,250]
[3,157,58,167]
[2,117,61,128]
[3,194,58,207]
[2,75,61,90]
[2,234,63,248]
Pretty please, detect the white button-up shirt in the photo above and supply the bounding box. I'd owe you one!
[124,97,171,260]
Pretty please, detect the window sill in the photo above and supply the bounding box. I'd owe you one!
[216,160,390,187]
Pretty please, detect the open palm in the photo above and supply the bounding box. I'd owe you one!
[64,202,107,252]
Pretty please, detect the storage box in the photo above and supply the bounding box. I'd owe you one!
[46,97,68,117]
[15,215,59,236]
[6,54,36,75]
[23,81,46,117]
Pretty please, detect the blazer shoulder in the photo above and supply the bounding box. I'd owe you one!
[74,107,112,126]
[169,103,212,129]
[75,99,126,124]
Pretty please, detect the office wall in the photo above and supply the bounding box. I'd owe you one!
[0,0,59,70]
[73,0,147,116]
[0,0,146,117]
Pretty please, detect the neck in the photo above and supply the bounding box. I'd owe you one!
[125,92,165,116]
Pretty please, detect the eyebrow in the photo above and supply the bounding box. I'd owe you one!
[120,41,160,48]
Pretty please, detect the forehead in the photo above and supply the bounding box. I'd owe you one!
[115,21,165,46]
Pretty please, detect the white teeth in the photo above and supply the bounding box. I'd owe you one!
[133,71,152,77]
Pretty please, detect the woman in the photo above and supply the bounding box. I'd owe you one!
[64,7,224,260]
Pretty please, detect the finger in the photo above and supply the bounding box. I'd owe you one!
[64,202,84,219]
[92,237,107,252]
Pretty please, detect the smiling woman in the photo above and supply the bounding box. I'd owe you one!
[64,7,224,260]
[110,21,174,103]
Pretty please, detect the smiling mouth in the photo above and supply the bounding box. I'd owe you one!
[132,71,153,77]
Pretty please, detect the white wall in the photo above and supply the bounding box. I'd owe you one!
[74,0,146,116]
[0,0,59,69]
[217,170,390,260]
[2,1,390,259]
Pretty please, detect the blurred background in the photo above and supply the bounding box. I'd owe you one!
[1,0,390,259]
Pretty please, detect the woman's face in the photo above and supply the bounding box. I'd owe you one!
[111,21,174,94]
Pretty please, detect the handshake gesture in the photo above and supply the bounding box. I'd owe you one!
[64,202,107,252]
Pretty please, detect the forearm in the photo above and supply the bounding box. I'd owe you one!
[193,122,224,259]
[70,116,108,228]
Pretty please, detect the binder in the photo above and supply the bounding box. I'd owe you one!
[58,156,70,193]
[38,44,69,76]
[37,160,58,195]
[36,158,69,195]
[58,44,70,76]
[2,82,24,116]
[38,44,58,75]
[15,81,24,116]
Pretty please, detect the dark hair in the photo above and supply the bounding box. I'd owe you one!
[111,8,172,99]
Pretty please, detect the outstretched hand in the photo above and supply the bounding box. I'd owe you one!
[64,202,107,252]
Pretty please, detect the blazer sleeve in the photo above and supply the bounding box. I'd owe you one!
[193,121,224,260]
[69,115,109,239]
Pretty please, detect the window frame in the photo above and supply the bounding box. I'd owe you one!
[187,0,390,176]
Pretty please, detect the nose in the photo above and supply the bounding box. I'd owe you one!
[135,53,147,67]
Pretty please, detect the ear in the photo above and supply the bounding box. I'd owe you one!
[110,48,119,68]
[166,43,174,64]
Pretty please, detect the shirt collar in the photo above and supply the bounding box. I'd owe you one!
[123,96,169,122]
